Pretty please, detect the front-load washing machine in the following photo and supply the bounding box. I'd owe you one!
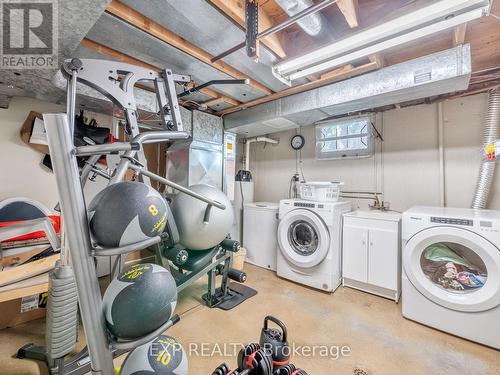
[277,199,351,292]
[402,206,500,348]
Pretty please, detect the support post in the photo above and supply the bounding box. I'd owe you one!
[44,113,114,375]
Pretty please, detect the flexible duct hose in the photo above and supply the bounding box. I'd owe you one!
[471,89,500,209]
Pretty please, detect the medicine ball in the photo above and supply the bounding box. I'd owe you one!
[88,181,167,248]
[103,263,177,339]
[171,184,233,250]
[119,335,188,375]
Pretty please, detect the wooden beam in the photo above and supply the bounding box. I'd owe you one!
[337,0,359,28]
[453,23,467,46]
[208,0,287,59]
[106,0,273,96]
[445,81,500,100]
[81,38,157,70]
[202,97,227,107]
[320,64,354,80]
[81,38,240,106]
[217,61,379,115]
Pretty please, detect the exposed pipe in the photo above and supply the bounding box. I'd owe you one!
[245,136,279,171]
[438,102,446,207]
[211,0,338,62]
[471,89,500,209]
[275,0,324,37]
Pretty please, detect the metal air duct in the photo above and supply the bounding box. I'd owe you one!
[224,45,472,137]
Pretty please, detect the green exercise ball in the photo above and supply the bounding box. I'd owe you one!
[102,263,177,339]
[119,335,188,375]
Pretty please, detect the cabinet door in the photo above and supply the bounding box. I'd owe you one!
[343,226,368,283]
[368,228,398,290]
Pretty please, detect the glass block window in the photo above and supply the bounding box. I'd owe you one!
[315,116,374,159]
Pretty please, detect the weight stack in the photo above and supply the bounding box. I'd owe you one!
[45,261,79,365]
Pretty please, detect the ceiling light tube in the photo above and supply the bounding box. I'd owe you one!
[288,8,483,81]
[273,0,490,82]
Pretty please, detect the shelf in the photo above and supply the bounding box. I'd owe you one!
[0,273,49,303]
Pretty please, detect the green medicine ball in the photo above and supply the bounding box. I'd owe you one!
[119,335,188,375]
[103,264,177,339]
[88,181,168,248]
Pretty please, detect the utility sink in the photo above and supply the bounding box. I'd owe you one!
[343,210,402,222]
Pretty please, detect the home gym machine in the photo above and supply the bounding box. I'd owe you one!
[18,58,253,375]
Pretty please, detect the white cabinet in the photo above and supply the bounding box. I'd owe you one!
[343,226,368,282]
[243,202,279,271]
[342,211,401,301]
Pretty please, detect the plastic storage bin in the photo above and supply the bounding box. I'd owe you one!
[298,181,344,202]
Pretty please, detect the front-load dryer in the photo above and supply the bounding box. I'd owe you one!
[402,206,500,349]
[277,199,351,292]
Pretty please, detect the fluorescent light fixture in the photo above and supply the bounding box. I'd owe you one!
[273,0,491,83]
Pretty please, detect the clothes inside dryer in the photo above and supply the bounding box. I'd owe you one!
[420,242,487,293]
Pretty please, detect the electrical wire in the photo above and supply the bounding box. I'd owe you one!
[299,148,306,182]
[239,180,245,210]
[288,175,296,199]
[490,12,500,20]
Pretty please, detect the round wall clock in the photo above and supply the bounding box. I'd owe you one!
[291,134,305,150]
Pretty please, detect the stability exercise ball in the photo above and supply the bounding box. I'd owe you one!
[119,335,188,375]
[102,263,177,339]
[88,181,167,248]
[171,184,233,250]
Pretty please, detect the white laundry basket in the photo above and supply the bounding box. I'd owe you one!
[298,181,344,202]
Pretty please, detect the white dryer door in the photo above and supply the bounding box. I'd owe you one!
[278,209,330,268]
[404,226,500,312]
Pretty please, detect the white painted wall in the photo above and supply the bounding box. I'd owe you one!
[0,96,112,212]
[2,93,498,215]
[246,93,500,212]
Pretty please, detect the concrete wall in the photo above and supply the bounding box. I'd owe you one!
[245,93,500,212]
[0,96,112,212]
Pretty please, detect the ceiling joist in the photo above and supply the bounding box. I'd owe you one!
[106,0,274,96]
[208,0,287,59]
[336,0,360,28]
[202,97,228,107]
[80,38,241,107]
[453,23,467,47]
[217,61,379,115]
[320,64,354,80]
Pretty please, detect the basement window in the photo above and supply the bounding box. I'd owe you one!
[315,116,374,160]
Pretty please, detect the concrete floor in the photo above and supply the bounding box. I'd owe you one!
[1,264,499,374]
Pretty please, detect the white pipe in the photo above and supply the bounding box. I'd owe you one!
[438,102,446,207]
[245,137,279,171]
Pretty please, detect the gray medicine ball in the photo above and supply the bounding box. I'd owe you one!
[170,184,233,250]
[88,181,168,248]
[119,335,188,375]
[103,263,177,340]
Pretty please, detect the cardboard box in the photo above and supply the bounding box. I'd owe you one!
[19,111,50,155]
[0,292,47,329]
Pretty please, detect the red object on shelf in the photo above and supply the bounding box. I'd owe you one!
[0,216,61,242]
